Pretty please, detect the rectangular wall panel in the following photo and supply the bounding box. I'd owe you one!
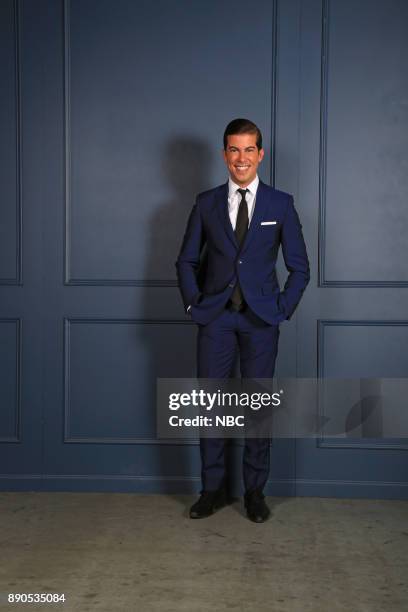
[320,0,408,285]
[317,320,408,449]
[64,318,196,443]
[0,0,21,284]
[65,0,275,284]
[0,319,21,442]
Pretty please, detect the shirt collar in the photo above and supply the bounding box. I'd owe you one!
[228,174,259,199]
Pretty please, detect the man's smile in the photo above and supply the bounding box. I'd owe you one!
[235,164,250,172]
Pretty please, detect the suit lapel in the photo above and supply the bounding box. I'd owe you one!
[240,180,269,253]
[216,181,238,249]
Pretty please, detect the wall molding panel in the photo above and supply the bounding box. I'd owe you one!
[62,0,278,286]
[317,319,408,450]
[0,0,22,285]
[0,318,22,443]
[318,0,408,287]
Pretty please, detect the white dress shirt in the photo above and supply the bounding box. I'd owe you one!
[227,174,259,230]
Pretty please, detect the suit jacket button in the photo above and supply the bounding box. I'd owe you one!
[228,283,234,288]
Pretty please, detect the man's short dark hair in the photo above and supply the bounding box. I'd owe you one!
[223,118,263,150]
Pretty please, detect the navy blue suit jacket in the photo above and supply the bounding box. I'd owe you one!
[176,179,310,326]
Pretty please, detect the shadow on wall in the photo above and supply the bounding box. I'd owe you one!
[135,136,216,495]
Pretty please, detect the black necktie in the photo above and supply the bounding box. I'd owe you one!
[230,188,248,309]
[235,188,249,245]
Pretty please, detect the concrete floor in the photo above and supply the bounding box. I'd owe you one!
[0,493,407,612]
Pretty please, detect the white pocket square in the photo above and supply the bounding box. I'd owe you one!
[261,221,277,225]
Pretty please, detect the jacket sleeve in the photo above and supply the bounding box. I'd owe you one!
[175,196,207,313]
[278,196,310,320]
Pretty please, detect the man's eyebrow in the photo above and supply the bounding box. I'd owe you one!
[228,146,256,151]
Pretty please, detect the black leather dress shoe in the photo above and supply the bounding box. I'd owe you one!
[189,489,227,519]
[244,489,271,523]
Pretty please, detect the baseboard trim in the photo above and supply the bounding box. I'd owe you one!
[0,475,407,499]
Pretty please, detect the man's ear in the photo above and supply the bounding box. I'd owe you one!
[258,148,265,162]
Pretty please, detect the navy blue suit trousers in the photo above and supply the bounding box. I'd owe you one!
[197,305,280,493]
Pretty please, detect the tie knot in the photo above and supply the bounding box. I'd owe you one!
[238,188,248,200]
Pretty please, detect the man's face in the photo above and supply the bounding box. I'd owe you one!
[222,133,264,187]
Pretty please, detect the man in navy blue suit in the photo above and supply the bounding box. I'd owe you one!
[176,118,310,522]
